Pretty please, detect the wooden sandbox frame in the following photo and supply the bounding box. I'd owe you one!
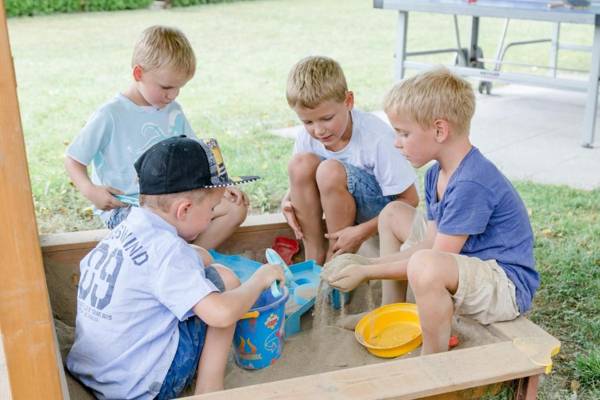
[0,1,559,398]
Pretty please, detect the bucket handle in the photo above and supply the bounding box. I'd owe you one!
[240,310,259,320]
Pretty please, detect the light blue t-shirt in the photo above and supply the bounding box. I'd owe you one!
[425,147,539,313]
[66,94,196,198]
[66,207,218,400]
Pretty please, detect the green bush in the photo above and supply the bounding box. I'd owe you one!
[171,0,252,6]
[5,0,154,17]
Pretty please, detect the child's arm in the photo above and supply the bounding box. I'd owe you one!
[281,190,303,240]
[327,221,438,292]
[395,184,419,208]
[192,263,284,328]
[64,156,126,210]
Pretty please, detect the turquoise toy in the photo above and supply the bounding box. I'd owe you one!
[329,288,351,310]
[265,248,295,297]
[234,287,289,369]
[113,194,140,207]
[208,250,320,337]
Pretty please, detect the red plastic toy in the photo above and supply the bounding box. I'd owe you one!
[271,236,300,265]
[448,335,460,349]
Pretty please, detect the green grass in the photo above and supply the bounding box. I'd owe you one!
[7,0,599,398]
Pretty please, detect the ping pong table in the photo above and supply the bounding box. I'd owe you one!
[373,0,600,147]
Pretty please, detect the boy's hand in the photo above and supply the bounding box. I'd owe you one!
[254,263,286,290]
[325,225,366,257]
[281,200,303,240]
[85,185,127,211]
[327,264,367,292]
[224,187,249,206]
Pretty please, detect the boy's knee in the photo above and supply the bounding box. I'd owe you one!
[212,264,241,291]
[288,153,321,183]
[378,201,414,229]
[228,200,248,226]
[315,159,346,192]
[407,249,443,291]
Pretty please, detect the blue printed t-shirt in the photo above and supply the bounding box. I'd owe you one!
[425,147,539,312]
[66,94,196,200]
[66,207,218,400]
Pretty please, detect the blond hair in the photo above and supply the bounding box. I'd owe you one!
[286,56,348,108]
[384,67,475,135]
[132,25,196,78]
[140,188,208,213]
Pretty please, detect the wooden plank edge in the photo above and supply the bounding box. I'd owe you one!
[488,317,561,374]
[184,341,547,400]
[40,213,289,252]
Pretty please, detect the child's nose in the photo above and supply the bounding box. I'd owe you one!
[314,124,326,136]
[166,88,179,100]
[394,137,403,149]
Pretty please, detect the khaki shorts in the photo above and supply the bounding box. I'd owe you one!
[401,211,520,325]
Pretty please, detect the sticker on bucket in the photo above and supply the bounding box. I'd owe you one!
[234,287,289,369]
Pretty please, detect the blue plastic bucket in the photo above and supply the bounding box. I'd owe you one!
[233,287,289,369]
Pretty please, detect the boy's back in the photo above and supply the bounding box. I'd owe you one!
[67,206,219,399]
[425,146,538,312]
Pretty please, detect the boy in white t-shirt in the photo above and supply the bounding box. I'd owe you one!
[282,56,418,266]
[67,136,283,399]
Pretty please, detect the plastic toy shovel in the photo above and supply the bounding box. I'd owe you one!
[265,248,294,297]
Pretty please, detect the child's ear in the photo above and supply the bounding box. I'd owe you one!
[133,65,143,82]
[433,119,450,143]
[174,198,193,221]
[344,91,354,109]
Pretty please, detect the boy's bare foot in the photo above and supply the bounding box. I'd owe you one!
[335,312,368,330]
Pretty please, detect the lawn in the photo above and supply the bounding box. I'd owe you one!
[7,0,599,398]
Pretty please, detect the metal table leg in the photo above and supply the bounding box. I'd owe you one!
[469,16,480,66]
[394,10,408,81]
[582,19,600,148]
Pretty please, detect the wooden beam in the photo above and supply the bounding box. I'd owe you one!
[189,341,547,400]
[0,1,64,398]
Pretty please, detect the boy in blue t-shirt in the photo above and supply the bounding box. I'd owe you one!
[67,136,281,399]
[327,68,539,354]
[65,25,247,250]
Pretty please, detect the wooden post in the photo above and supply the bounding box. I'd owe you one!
[0,1,64,398]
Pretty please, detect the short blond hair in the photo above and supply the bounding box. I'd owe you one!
[132,25,196,78]
[286,56,348,108]
[140,188,208,212]
[384,67,475,135]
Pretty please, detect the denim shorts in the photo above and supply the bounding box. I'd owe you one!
[342,162,396,224]
[156,266,225,400]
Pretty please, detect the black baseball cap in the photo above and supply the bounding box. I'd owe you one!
[134,136,260,195]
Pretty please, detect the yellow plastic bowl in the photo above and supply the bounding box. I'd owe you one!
[354,303,422,358]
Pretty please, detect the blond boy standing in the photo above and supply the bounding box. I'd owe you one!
[328,68,539,354]
[282,56,418,265]
[65,26,247,249]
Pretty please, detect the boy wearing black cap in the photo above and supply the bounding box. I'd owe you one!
[67,136,284,399]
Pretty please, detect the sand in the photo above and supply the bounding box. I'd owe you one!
[223,276,501,390]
